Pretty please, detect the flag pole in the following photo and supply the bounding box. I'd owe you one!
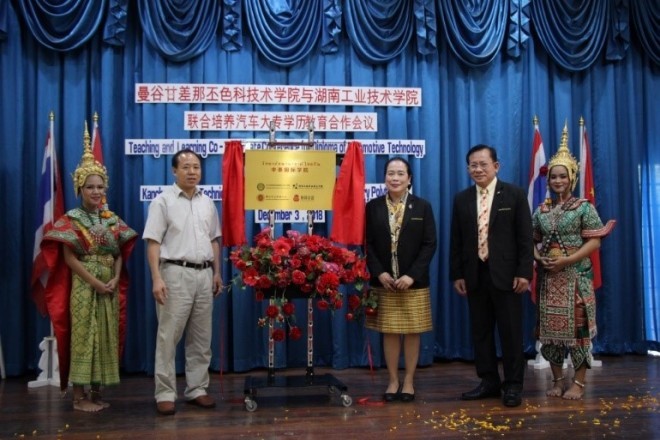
[578,116,602,368]
[28,112,60,389]
[527,115,550,370]
[48,111,55,341]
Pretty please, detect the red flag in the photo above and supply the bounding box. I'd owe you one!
[91,113,104,164]
[527,118,548,303]
[31,113,65,316]
[579,118,602,290]
[330,141,365,245]
[222,140,246,246]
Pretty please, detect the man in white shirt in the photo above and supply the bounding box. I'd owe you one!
[143,149,222,415]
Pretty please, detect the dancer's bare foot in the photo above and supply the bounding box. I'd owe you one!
[546,376,565,397]
[546,384,564,397]
[562,380,585,400]
[73,397,104,412]
[89,390,110,408]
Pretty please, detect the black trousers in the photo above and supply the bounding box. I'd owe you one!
[466,260,525,390]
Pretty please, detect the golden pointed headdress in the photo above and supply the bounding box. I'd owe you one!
[72,121,108,196]
[547,121,579,192]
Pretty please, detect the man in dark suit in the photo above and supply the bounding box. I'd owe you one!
[449,144,533,407]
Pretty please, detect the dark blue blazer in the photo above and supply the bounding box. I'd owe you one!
[366,194,437,288]
[449,180,534,292]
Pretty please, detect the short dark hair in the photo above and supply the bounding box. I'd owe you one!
[466,144,498,164]
[172,149,203,168]
[384,156,412,187]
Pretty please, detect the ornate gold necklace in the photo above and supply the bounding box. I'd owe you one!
[83,207,106,240]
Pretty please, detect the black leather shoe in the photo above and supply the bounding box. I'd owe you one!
[383,392,399,402]
[461,382,501,400]
[502,389,522,407]
[400,393,415,403]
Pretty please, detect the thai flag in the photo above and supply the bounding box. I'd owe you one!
[31,114,65,316]
[579,118,603,290]
[527,118,548,302]
[528,119,548,213]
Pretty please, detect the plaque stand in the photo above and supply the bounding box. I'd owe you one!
[243,123,352,411]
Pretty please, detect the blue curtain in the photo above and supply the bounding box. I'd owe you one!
[137,0,220,62]
[1,0,658,377]
[437,0,508,67]
[531,0,609,72]
[245,0,323,67]
[344,0,414,64]
[16,0,106,51]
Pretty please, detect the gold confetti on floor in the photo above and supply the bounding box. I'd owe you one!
[391,392,659,436]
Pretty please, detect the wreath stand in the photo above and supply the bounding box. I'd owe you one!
[243,123,352,412]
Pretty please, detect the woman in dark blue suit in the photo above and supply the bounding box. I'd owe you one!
[365,157,437,403]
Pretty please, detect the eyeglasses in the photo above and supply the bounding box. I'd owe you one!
[468,162,494,171]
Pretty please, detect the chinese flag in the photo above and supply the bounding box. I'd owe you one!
[579,118,602,290]
[330,141,365,245]
[222,140,246,246]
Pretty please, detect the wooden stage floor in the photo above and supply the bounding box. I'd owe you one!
[1,355,658,439]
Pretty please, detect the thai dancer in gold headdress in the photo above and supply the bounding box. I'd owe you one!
[532,123,615,400]
[41,123,137,412]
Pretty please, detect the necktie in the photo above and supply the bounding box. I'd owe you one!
[478,188,489,261]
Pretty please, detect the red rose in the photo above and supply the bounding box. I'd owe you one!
[255,290,265,301]
[256,236,271,249]
[292,269,306,285]
[257,275,273,289]
[242,267,260,286]
[316,272,340,293]
[273,237,292,256]
[290,257,302,269]
[365,307,377,316]
[333,299,343,309]
[272,328,285,342]
[265,305,279,318]
[289,326,302,340]
[345,312,354,321]
[282,302,295,316]
[317,299,329,311]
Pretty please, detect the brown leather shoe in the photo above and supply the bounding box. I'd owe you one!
[187,394,216,408]
[156,401,176,415]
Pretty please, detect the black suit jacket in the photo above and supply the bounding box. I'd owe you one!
[366,194,437,288]
[449,180,533,292]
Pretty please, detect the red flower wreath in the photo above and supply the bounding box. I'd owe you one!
[230,228,370,342]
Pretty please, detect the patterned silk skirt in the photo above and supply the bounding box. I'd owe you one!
[366,287,433,334]
[69,255,120,386]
